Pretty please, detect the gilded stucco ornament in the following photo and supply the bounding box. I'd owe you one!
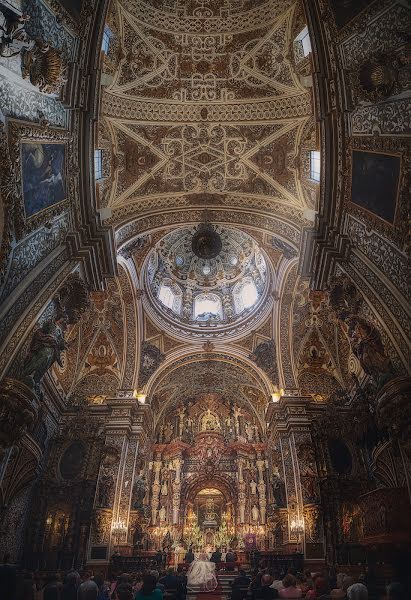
[0,10,67,95]
[22,40,67,95]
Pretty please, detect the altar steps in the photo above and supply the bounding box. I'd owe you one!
[187,571,250,600]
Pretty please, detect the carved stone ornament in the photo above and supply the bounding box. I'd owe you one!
[139,342,165,386]
[0,378,38,450]
[355,52,409,104]
[101,444,120,466]
[249,340,279,384]
[0,11,35,58]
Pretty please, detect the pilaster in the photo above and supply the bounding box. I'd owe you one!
[268,395,325,561]
[87,396,152,565]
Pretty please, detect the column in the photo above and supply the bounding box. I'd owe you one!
[256,458,267,524]
[172,457,183,525]
[237,457,246,523]
[88,396,151,564]
[266,395,324,560]
[151,458,162,525]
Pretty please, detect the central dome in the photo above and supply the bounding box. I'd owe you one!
[144,225,271,339]
[191,224,223,260]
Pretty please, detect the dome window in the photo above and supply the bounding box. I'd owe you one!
[234,279,258,314]
[158,284,182,314]
[194,293,222,321]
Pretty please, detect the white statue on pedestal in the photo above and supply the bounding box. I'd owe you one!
[252,504,259,522]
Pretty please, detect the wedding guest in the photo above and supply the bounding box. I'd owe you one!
[279,575,302,599]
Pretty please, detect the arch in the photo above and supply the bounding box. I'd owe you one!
[144,349,272,430]
[182,473,237,506]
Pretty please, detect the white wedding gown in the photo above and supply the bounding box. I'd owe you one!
[187,553,218,592]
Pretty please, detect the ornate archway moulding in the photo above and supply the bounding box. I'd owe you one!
[276,261,299,388]
[115,208,303,250]
[143,345,273,397]
[145,352,271,429]
[108,193,310,233]
[182,472,238,506]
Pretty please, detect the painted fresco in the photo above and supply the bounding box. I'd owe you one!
[21,142,66,218]
[351,150,400,224]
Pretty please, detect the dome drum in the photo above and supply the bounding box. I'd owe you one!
[144,225,271,336]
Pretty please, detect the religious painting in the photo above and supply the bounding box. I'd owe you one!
[341,502,364,543]
[330,0,375,28]
[351,150,401,224]
[59,441,86,480]
[21,142,66,218]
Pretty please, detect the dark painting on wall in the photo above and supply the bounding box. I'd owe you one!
[21,142,66,218]
[59,441,86,480]
[330,0,375,28]
[57,0,83,20]
[351,150,401,224]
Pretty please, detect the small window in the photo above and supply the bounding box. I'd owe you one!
[94,149,103,181]
[310,151,321,182]
[159,285,175,310]
[241,280,258,309]
[102,25,113,55]
[194,294,222,320]
[234,279,259,314]
[295,26,312,57]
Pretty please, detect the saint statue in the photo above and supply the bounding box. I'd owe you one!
[133,473,147,510]
[20,317,68,397]
[163,422,174,443]
[245,422,254,442]
[252,505,260,522]
[201,409,220,432]
[159,506,167,522]
[250,480,257,495]
[161,480,168,496]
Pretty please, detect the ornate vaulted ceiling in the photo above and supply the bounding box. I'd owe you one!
[100,0,316,229]
[88,0,331,403]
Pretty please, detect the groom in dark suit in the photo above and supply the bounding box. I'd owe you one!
[210,548,222,564]
[185,548,195,563]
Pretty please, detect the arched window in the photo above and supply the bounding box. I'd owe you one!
[194,293,222,321]
[158,283,182,314]
[234,278,259,314]
[294,26,311,61]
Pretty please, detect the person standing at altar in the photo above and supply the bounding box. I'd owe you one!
[185,548,195,564]
[226,549,237,571]
[210,548,222,564]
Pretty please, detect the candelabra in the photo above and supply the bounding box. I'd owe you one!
[290,517,304,553]
[112,520,127,551]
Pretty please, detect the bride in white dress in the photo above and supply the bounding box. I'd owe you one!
[187,551,218,592]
